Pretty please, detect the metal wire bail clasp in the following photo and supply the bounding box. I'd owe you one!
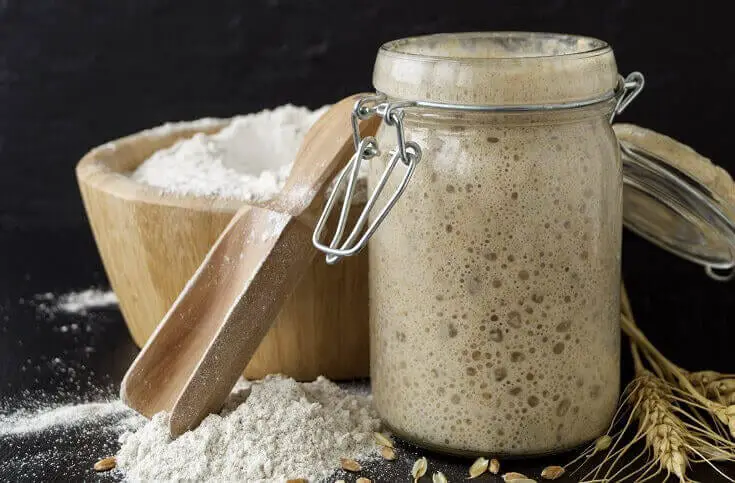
[610,72,645,122]
[312,94,422,264]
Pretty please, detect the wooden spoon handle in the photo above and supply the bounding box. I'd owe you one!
[168,206,316,435]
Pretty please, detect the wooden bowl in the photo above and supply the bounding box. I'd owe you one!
[76,119,369,380]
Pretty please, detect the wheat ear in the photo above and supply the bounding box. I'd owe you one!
[571,283,735,482]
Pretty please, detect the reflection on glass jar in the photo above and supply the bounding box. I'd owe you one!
[367,32,624,456]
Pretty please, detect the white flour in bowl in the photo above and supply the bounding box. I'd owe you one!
[129,104,369,204]
[130,105,331,201]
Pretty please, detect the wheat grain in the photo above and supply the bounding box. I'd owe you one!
[373,432,394,448]
[339,457,361,472]
[380,445,396,461]
[633,372,690,481]
[468,457,488,478]
[411,457,428,481]
[93,456,116,472]
[502,472,530,481]
[489,458,500,474]
[540,465,564,479]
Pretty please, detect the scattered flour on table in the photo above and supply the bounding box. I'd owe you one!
[33,288,118,315]
[129,104,368,203]
[0,397,144,479]
[117,375,381,482]
[0,399,141,437]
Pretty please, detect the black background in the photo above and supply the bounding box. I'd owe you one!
[2,0,733,370]
[1,0,734,481]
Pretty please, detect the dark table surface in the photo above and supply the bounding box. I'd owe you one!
[1,225,734,482]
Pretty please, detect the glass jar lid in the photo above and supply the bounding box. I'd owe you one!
[615,124,735,280]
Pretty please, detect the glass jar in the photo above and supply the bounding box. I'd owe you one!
[367,32,627,456]
[312,32,734,457]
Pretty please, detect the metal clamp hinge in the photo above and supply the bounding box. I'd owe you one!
[313,95,422,264]
[611,72,645,122]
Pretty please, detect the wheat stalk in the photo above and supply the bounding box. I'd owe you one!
[631,369,691,482]
[569,283,735,482]
[620,308,735,442]
[578,351,693,482]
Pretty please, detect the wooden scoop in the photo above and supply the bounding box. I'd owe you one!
[120,95,379,436]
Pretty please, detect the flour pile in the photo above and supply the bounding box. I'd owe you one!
[131,105,329,201]
[117,375,380,482]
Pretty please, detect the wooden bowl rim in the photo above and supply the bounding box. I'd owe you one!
[76,118,248,213]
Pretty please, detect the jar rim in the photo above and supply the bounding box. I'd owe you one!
[373,32,619,106]
[379,32,612,62]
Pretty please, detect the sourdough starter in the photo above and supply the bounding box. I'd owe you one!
[368,33,623,455]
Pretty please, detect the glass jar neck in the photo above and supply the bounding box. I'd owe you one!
[373,32,619,107]
[394,99,617,128]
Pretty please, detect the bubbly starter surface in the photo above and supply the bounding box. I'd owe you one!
[368,113,622,455]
